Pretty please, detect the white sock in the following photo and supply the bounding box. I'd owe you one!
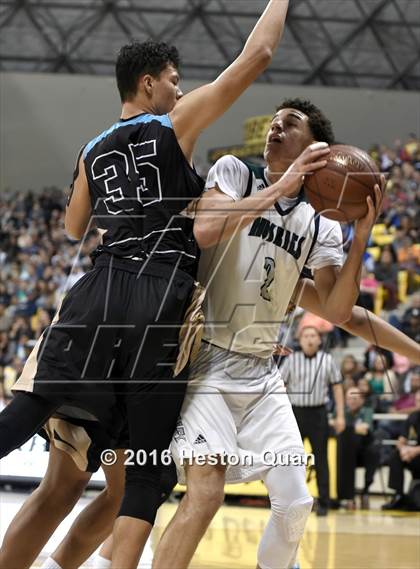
[93,555,112,568]
[41,558,63,569]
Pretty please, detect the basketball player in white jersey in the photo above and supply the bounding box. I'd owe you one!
[152,98,386,569]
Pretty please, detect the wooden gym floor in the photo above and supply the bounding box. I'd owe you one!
[0,491,418,568]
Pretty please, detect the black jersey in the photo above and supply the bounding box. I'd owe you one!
[81,113,204,276]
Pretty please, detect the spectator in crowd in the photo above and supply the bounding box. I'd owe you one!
[0,304,12,333]
[382,389,420,511]
[393,222,416,259]
[402,307,420,344]
[357,266,378,312]
[364,345,394,371]
[391,368,420,415]
[363,354,399,412]
[280,326,345,516]
[374,246,399,310]
[337,387,380,510]
[356,377,376,410]
[340,355,363,391]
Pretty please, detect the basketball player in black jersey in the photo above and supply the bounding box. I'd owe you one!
[0,2,293,568]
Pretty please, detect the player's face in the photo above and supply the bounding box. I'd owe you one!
[299,327,321,354]
[152,64,183,114]
[264,108,313,166]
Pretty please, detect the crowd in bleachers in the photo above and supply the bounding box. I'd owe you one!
[364,136,420,310]
[332,137,419,511]
[0,136,419,508]
[334,351,420,511]
[0,188,100,399]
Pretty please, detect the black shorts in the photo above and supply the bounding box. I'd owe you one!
[41,415,126,472]
[14,253,195,467]
[40,416,178,505]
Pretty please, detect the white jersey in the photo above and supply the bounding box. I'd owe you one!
[199,155,343,358]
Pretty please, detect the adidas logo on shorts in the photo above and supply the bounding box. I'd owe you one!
[194,434,207,444]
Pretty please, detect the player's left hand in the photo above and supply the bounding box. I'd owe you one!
[354,175,386,242]
[334,416,346,435]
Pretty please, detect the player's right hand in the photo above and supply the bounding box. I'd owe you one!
[275,142,330,198]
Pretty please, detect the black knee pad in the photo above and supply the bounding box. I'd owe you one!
[119,464,171,524]
[158,461,178,507]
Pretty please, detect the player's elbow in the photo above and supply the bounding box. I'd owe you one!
[349,305,367,328]
[254,44,273,65]
[193,222,216,250]
[64,218,83,241]
[65,227,83,241]
[331,309,353,326]
[243,44,272,73]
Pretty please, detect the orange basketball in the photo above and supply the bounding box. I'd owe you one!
[304,144,381,222]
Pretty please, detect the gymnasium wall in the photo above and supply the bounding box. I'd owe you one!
[0,71,419,192]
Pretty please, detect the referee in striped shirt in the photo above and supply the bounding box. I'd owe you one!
[280,326,345,516]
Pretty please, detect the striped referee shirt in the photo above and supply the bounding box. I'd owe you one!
[279,350,342,407]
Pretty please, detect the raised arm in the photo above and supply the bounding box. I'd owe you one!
[170,0,289,160]
[294,278,420,364]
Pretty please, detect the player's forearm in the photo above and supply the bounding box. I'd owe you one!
[194,185,286,249]
[242,0,289,59]
[297,279,420,364]
[324,236,366,322]
[341,306,420,364]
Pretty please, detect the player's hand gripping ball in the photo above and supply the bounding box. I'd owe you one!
[304,144,382,222]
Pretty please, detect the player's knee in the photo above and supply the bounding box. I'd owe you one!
[55,478,87,508]
[186,476,225,518]
[103,471,125,504]
[103,481,124,510]
[102,451,126,503]
[119,465,163,524]
[282,495,313,543]
[37,476,86,513]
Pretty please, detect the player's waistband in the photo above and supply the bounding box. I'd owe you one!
[201,339,274,366]
[93,252,195,282]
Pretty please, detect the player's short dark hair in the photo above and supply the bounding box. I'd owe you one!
[276,98,335,145]
[116,41,180,102]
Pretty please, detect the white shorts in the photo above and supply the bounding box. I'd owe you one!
[171,342,305,484]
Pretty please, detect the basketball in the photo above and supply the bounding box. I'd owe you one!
[304,144,381,222]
